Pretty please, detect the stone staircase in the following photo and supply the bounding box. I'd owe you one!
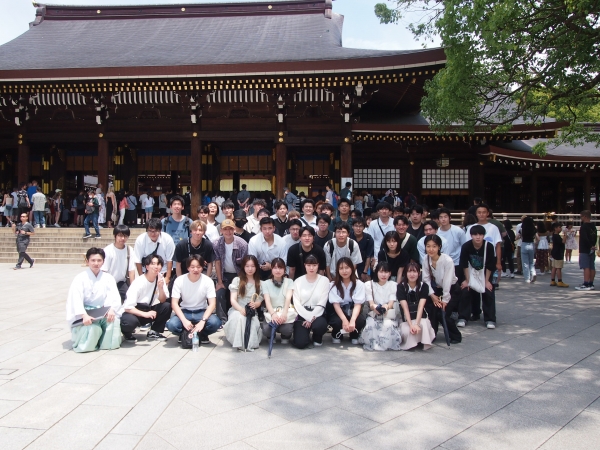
[0,226,146,264]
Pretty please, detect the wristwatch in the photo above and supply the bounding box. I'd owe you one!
[200,318,207,322]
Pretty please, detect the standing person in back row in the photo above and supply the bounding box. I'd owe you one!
[12,211,35,270]
[340,182,352,201]
[83,189,101,239]
[576,210,597,291]
[237,184,250,211]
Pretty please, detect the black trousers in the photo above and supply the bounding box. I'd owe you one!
[426,285,462,342]
[216,272,237,324]
[469,287,496,323]
[328,309,366,340]
[16,251,33,267]
[501,242,515,273]
[116,280,129,303]
[293,315,328,348]
[121,302,172,334]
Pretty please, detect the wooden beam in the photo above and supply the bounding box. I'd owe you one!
[17,141,29,184]
[97,137,109,192]
[275,143,286,199]
[340,143,352,178]
[191,135,202,217]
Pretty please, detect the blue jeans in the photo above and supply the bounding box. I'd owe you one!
[84,211,99,236]
[33,210,45,227]
[521,242,536,281]
[166,309,222,337]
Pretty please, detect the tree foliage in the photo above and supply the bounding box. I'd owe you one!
[375,0,600,155]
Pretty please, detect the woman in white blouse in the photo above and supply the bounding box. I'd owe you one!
[262,257,294,344]
[359,262,402,351]
[328,257,367,345]
[422,235,462,343]
[292,254,331,348]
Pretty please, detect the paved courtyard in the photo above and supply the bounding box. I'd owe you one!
[0,261,599,450]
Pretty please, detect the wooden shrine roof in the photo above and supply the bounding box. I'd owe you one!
[0,0,445,81]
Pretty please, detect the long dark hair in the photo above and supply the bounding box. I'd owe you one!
[382,230,402,255]
[333,257,357,298]
[238,255,261,298]
[401,261,422,297]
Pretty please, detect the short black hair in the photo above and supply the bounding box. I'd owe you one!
[438,207,452,218]
[393,215,410,226]
[300,226,316,237]
[334,222,351,234]
[257,208,270,217]
[259,217,275,227]
[376,202,391,212]
[302,199,315,208]
[393,206,404,214]
[288,219,303,229]
[410,205,424,214]
[170,195,185,207]
[221,200,235,210]
[86,247,105,261]
[113,224,130,237]
[424,220,439,230]
[274,200,288,211]
[317,213,331,225]
[186,254,206,268]
[476,203,490,212]
[469,224,486,236]
[352,217,367,228]
[338,198,351,207]
[320,203,335,213]
[146,217,162,231]
[351,210,363,217]
[143,254,164,267]
[197,205,209,214]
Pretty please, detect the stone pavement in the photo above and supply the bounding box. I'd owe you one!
[0,262,599,450]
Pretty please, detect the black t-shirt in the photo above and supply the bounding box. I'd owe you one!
[174,238,215,275]
[352,232,375,275]
[235,230,254,243]
[314,231,333,249]
[407,223,425,240]
[459,241,496,275]
[274,218,290,237]
[286,243,327,279]
[551,233,565,260]
[579,222,598,253]
[397,281,430,302]
[376,249,410,279]
[76,194,85,210]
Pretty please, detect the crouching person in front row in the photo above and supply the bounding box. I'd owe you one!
[121,254,172,342]
[66,247,123,353]
[167,255,222,345]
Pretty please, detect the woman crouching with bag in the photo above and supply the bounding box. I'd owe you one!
[292,254,331,348]
[422,235,462,344]
[328,257,367,345]
[223,255,263,351]
[359,262,402,351]
[398,262,436,350]
[262,257,295,344]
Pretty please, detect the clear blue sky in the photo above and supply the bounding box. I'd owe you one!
[0,0,439,50]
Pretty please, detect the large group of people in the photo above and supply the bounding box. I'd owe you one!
[63,187,596,353]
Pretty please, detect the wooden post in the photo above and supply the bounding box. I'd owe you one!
[97,136,109,192]
[275,143,286,199]
[584,170,591,210]
[340,143,352,178]
[17,141,29,184]
[191,135,202,217]
[531,172,538,213]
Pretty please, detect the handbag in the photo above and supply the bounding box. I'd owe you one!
[468,242,487,294]
[111,212,118,222]
[180,322,198,349]
[368,281,397,320]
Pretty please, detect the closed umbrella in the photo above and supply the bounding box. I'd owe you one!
[440,309,451,346]
[267,321,277,358]
[243,304,256,351]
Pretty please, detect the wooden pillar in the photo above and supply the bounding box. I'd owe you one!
[97,136,109,192]
[584,170,592,211]
[191,135,202,217]
[531,172,538,213]
[275,143,287,199]
[17,141,29,184]
[340,143,352,178]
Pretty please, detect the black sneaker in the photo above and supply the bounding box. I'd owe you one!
[30,259,35,268]
[83,234,92,239]
[147,330,167,341]
[13,266,21,270]
[199,334,210,345]
[177,334,182,344]
[123,333,137,343]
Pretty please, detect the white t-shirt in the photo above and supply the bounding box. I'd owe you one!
[466,223,502,255]
[124,275,169,310]
[171,274,216,310]
[324,238,363,276]
[224,242,236,273]
[102,244,136,283]
[142,196,155,208]
[205,223,219,242]
[133,233,175,273]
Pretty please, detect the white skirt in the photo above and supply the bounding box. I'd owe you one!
[359,316,402,351]
[223,308,262,350]
[399,318,436,350]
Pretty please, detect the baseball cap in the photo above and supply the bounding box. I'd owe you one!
[221,219,235,229]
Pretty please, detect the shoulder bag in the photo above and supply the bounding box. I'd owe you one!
[468,243,487,294]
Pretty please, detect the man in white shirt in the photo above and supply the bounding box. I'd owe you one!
[282,219,302,251]
[133,218,175,287]
[417,221,449,264]
[66,247,122,352]
[436,207,467,281]
[299,199,318,230]
[465,204,503,274]
[324,222,363,279]
[31,187,47,228]
[102,224,136,302]
[367,202,395,263]
[121,254,171,342]
[248,217,288,280]
[166,254,221,345]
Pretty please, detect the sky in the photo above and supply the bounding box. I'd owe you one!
[0,0,440,50]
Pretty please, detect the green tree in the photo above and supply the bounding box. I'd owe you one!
[375,0,600,155]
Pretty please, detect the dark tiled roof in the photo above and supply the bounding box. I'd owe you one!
[495,139,600,158]
[0,8,436,72]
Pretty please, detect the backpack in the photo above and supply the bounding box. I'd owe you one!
[162,215,192,241]
[17,191,28,208]
[331,191,338,208]
[326,238,354,257]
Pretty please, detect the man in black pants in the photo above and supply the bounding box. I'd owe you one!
[120,254,172,342]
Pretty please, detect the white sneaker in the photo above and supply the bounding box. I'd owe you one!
[313,341,323,347]
[510,273,515,278]
[457,319,466,328]
[34,224,40,228]
[332,338,341,344]
[280,338,289,344]
[42,224,46,228]
[351,339,359,345]
[486,322,496,329]
[54,223,60,228]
